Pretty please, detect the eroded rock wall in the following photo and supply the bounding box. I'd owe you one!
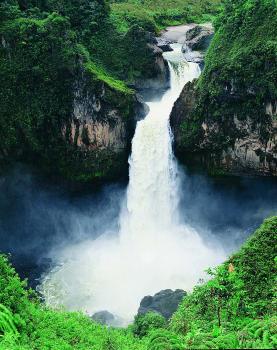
[170,81,277,176]
[60,69,147,182]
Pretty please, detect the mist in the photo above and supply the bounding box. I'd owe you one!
[0,165,125,286]
[1,164,276,322]
[1,47,276,325]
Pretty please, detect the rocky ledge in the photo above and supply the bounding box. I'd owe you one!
[181,23,214,69]
[170,81,277,176]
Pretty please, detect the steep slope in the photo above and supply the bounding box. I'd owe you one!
[0,1,160,183]
[171,0,277,176]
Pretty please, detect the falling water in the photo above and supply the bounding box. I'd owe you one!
[39,44,225,324]
[121,45,201,237]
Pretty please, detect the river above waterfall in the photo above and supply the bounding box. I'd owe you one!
[1,45,277,326]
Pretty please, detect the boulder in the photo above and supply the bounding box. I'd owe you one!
[138,289,186,320]
[155,37,173,52]
[133,44,170,90]
[181,24,214,69]
[185,26,203,41]
[185,24,214,51]
[128,28,170,91]
[91,311,115,326]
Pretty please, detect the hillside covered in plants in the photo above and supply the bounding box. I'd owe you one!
[0,216,276,349]
[171,0,277,176]
[110,0,221,33]
[0,0,221,183]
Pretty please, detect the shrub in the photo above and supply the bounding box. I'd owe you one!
[133,312,167,338]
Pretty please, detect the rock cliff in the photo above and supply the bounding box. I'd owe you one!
[170,0,277,176]
[170,82,277,176]
[60,68,148,182]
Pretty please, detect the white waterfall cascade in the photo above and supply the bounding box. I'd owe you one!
[39,44,225,325]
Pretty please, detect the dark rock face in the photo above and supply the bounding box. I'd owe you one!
[132,32,170,91]
[134,93,150,122]
[170,81,277,176]
[155,37,173,52]
[181,24,214,69]
[185,25,214,51]
[91,311,115,326]
[60,68,148,182]
[170,81,198,149]
[134,47,170,91]
[138,289,186,320]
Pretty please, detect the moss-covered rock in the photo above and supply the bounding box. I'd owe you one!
[0,1,148,183]
[170,0,277,176]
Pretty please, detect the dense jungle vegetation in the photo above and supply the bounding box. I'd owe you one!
[0,0,221,182]
[180,0,277,151]
[110,0,221,33]
[198,0,277,122]
[0,216,276,349]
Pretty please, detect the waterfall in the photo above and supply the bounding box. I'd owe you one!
[39,45,224,325]
[121,45,200,238]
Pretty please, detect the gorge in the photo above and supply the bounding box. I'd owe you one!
[0,1,276,349]
[38,45,224,324]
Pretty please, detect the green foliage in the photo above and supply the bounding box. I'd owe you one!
[89,22,161,84]
[110,3,157,33]
[0,217,276,349]
[238,317,277,349]
[170,216,277,349]
[23,308,147,350]
[0,254,35,328]
[0,0,138,182]
[0,0,223,183]
[111,0,222,33]
[0,305,18,338]
[132,312,167,338]
[197,0,277,121]
[0,256,147,349]
[147,329,185,350]
[177,0,277,153]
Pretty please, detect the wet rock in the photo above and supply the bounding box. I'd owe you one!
[155,37,173,52]
[185,26,203,41]
[182,46,205,70]
[185,24,214,51]
[91,311,115,326]
[170,80,277,176]
[138,289,186,320]
[134,93,150,122]
[181,23,214,69]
